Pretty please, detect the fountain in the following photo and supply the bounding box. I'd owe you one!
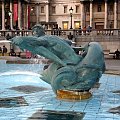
[0,28,120,119]
[9,24,105,100]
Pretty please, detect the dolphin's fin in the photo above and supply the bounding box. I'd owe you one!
[35,46,66,66]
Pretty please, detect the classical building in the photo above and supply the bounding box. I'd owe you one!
[0,0,120,30]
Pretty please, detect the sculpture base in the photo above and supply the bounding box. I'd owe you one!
[57,90,92,101]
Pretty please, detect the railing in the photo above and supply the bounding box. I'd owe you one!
[0,30,32,39]
[0,29,120,40]
[0,29,120,58]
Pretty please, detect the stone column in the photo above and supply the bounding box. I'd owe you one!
[46,3,49,22]
[10,0,13,29]
[104,0,108,29]
[22,4,26,29]
[2,0,5,30]
[36,4,39,24]
[80,2,84,28]
[114,0,117,29]
[23,4,29,29]
[90,1,93,27]
[18,0,22,29]
[26,4,29,29]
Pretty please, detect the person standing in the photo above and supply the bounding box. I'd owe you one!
[0,47,2,53]
[79,26,82,35]
[115,49,120,59]
[0,47,2,56]
[67,32,73,40]
[83,26,86,35]
[87,25,91,34]
[2,45,7,56]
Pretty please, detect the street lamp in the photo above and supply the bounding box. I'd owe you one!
[8,11,12,16]
[8,11,13,49]
[84,5,86,28]
[69,7,73,29]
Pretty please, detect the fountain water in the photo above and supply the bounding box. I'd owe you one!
[0,59,6,64]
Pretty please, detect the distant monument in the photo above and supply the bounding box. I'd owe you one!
[10,24,105,100]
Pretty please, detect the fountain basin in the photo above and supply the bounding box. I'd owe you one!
[0,62,120,120]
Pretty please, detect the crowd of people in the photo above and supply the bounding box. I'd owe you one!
[78,25,92,35]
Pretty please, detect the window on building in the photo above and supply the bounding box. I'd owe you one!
[74,21,80,29]
[76,6,79,13]
[64,6,67,13]
[109,5,113,12]
[30,7,36,15]
[98,5,102,12]
[41,6,44,13]
[85,5,89,12]
[98,1,102,4]
[52,6,56,14]
[95,22,104,29]
[62,22,68,30]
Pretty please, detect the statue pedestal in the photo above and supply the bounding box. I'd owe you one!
[57,90,92,101]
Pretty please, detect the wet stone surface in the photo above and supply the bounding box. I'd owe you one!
[9,85,49,94]
[28,110,85,120]
[109,106,120,114]
[0,96,28,108]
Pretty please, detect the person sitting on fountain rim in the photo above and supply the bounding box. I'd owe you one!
[9,49,16,56]
[0,46,2,56]
[0,47,2,53]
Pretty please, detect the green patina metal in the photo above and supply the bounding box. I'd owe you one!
[10,24,105,94]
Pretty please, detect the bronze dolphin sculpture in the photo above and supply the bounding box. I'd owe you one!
[10,24,105,94]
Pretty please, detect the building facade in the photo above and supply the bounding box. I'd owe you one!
[0,0,120,30]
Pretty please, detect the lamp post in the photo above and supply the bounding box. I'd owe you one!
[69,7,73,29]
[84,5,86,27]
[8,11,12,50]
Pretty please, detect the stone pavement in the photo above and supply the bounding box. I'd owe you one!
[105,59,120,75]
[105,59,120,71]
